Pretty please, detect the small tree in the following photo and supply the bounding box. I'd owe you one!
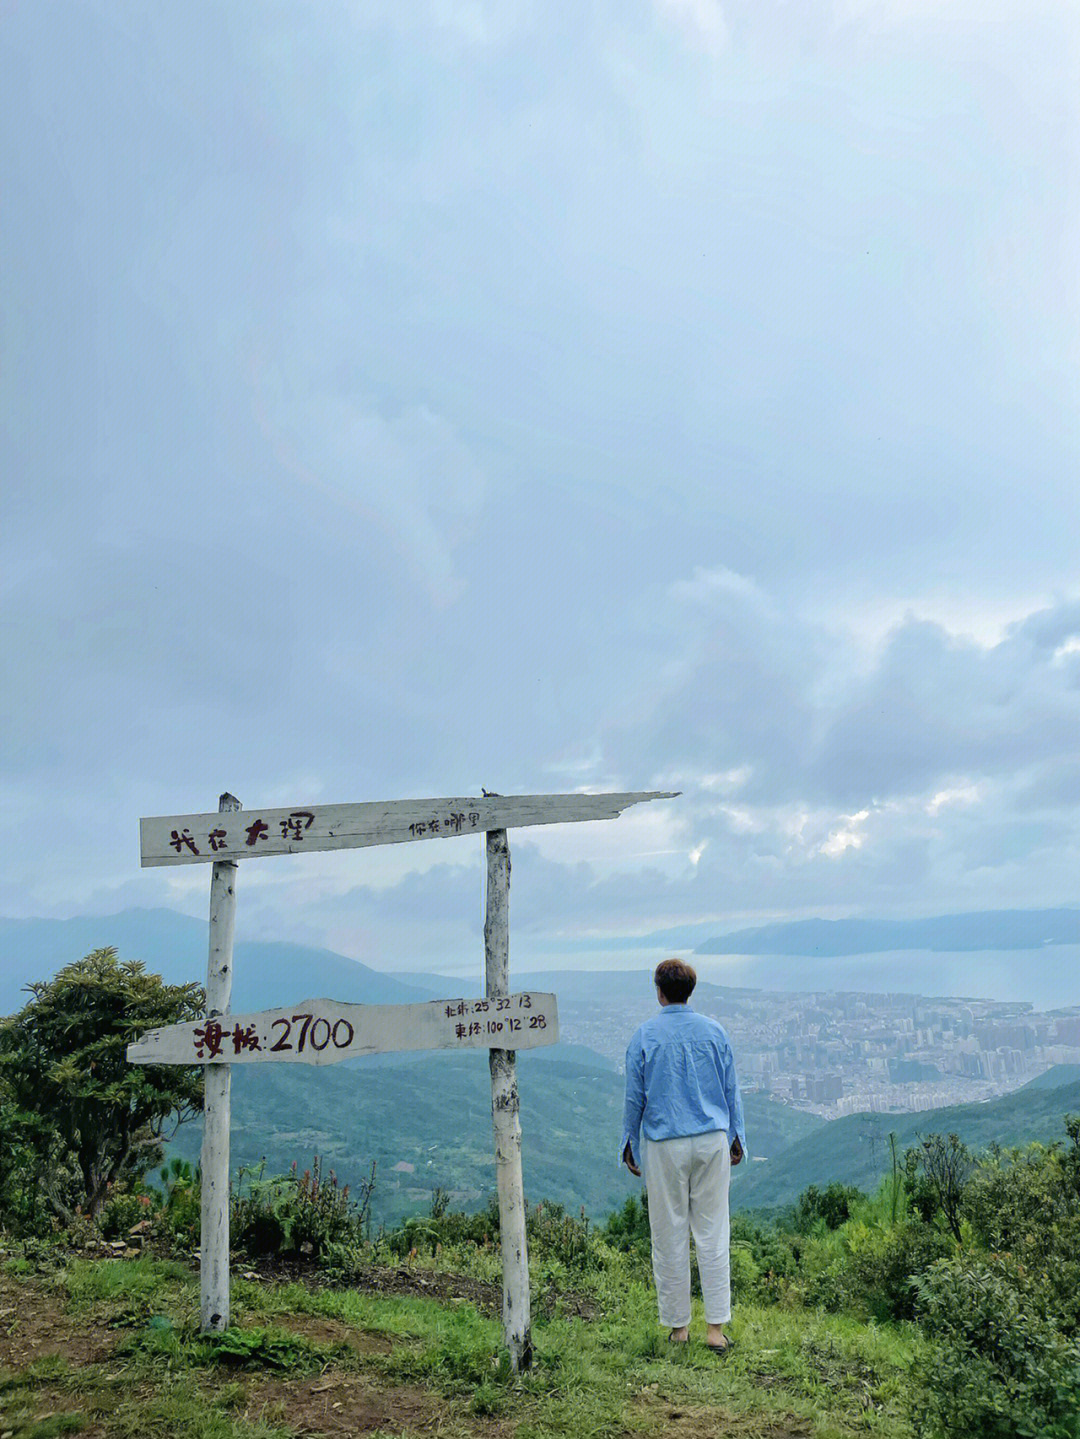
[904,1132,972,1243]
[0,948,204,1221]
[794,1181,866,1233]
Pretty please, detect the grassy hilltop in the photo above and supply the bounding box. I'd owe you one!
[0,1240,919,1439]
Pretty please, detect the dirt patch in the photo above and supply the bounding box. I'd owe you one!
[631,1391,811,1439]
[341,1265,505,1317]
[242,1371,511,1437]
[0,1272,115,1371]
[271,1310,394,1356]
[632,1412,810,1439]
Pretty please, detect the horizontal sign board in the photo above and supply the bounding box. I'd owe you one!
[140,791,677,867]
[127,992,559,1066]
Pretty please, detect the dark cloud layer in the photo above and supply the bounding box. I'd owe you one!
[2,1,1078,953]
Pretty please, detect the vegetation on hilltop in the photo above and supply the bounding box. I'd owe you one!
[0,950,203,1225]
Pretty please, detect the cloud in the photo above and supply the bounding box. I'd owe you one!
[926,783,981,817]
[2,0,1079,959]
[819,809,870,857]
[254,388,488,604]
[653,0,729,54]
[617,576,1080,813]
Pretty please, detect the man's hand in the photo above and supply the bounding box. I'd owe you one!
[730,1136,744,1166]
[623,1141,642,1177]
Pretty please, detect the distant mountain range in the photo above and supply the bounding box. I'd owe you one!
[699,908,1080,957]
[1,907,824,1224]
[0,909,443,1016]
[6,907,1080,1225]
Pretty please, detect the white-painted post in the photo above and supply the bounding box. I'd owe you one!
[485,828,532,1372]
[200,792,240,1332]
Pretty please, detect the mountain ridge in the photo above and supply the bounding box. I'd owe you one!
[699,907,1080,957]
[732,1066,1080,1212]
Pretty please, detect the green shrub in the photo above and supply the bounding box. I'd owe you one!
[914,1253,1080,1438]
[98,1187,156,1240]
[794,1181,866,1234]
[903,1133,972,1243]
[846,1218,955,1322]
[155,1158,201,1247]
[729,1240,760,1300]
[382,1195,501,1259]
[526,1200,597,1272]
[383,1194,602,1273]
[231,1155,370,1261]
[794,1216,953,1321]
[959,1122,1080,1336]
[730,1214,798,1298]
[602,1194,651,1257]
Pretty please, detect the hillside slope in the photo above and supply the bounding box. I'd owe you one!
[168,1052,823,1226]
[733,1070,1080,1211]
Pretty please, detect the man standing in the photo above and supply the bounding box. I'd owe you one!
[621,958,746,1353]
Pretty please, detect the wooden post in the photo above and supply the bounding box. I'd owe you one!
[200,792,240,1332]
[485,828,532,1372]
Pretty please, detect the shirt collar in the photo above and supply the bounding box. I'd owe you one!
[660,1003,689,1012]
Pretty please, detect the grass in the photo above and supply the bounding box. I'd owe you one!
[0,1251,920,1439]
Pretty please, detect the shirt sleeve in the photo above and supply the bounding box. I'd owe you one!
[620,1032,646,1168]
[722,1040,747,1154]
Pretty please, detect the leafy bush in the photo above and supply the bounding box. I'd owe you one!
[903,1133,972,1242]
[794,1181,866,1234]
[382,1195,501,1259]
[958,1122,1080,1338]
[728,1240,760,1299]
[729,1214,798,1302]
[384,1194,601,1273]
[792,1212,953,1321]
[154,1158,201,1247]
[98,1187,155,1239]
[602,1194,651,1257]
[231,1155,372,1261]
[0,1091,57,1235]
[526,1201,597,1272]
[844,1219,954,1322]
[205,1326,322,1372]
[914,1253,1080,1438]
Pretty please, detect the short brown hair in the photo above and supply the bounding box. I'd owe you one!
[654,958,697,1004]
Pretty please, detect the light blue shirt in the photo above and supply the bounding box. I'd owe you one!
[621,1004,746,1167]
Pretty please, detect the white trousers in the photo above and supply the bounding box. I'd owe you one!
[642,1130,731,1328]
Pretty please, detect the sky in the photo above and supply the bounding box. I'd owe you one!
[2,0,1079,981]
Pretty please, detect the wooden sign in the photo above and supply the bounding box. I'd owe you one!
[128,992,558,1067]
[140,791,677,867]
[136,785,679,1367]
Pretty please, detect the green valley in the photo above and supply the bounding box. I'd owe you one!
[168,1051,824,1227]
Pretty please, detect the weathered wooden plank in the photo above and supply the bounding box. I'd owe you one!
[140,791,679,867]
[128,992,559,1066]
[485,829,533,1373]
[201,792,239,1334]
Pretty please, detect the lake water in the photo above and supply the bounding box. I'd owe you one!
[693,946,1080,1010]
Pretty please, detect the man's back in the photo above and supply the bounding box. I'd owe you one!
[623,1002,745,1152]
